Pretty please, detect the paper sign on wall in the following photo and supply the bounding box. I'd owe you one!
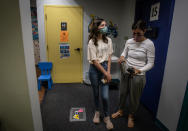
[150,2,160,21]
[60,43,70,59]
[61,22,67,31]
[60,31,69,42]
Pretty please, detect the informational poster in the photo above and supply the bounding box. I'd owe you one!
[60,31,69,42]
[60,43,70,59]
[61,22,67,31]
[69,107,86,122]
[60,22,68,42]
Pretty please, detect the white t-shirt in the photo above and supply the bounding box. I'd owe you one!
[121,38,155,75]
[87,37,113,64]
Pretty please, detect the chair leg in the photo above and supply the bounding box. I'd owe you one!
[51,78,53,87]
[38,80,41,90]
[48,79,51,90]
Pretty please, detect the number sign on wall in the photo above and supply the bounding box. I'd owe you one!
[150,2,160,21]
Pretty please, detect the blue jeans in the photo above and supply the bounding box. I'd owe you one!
[89,61,109,117]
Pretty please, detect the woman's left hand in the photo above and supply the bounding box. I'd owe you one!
[133,68,141,75]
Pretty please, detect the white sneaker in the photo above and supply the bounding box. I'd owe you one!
[104,116,114,130]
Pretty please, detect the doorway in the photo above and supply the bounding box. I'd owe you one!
[44,6,83,83]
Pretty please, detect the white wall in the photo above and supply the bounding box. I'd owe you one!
[157,0,188,130]
[36,0,136,81]
[117,0,136,56]
[0,0,42,131]
[19,0,43,131]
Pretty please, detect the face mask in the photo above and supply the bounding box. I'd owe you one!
[99,26,108,34]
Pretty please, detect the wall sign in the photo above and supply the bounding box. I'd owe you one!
[150,2,160,21]
[60,43,70,59]
[61,22,67,31]
[60,31,69,42]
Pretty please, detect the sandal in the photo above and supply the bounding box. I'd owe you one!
[111,110,123,119]
[128,115,134,128]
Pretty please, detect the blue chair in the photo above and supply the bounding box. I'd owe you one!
[37,62,53,90]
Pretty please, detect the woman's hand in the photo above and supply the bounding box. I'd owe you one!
[118,56,125,64]
[133,68,141,75]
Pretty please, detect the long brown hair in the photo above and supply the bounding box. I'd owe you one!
[88,18,108,46]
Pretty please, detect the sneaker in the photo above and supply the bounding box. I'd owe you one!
[104,116,114,130]
[93,111,100,124]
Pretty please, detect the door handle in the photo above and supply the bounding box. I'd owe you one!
[74,48,81,51]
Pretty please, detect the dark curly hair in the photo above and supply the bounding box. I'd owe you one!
[88,18,108,46]
[132,20,147,31]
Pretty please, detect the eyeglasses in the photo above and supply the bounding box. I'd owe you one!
[132,33,144,37]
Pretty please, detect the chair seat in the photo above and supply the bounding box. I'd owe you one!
[38,75,51,80]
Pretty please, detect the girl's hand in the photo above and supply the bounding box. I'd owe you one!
[118,56,125,64]
[105,72,112,83]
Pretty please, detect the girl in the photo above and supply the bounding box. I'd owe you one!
[87,18,114,130]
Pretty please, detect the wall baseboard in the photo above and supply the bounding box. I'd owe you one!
[177,82,188,131]
[155,119,169,131]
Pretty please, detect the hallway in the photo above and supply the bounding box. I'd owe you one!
[41,83,160,131]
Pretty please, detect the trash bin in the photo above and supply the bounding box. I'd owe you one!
[110,55,120,89]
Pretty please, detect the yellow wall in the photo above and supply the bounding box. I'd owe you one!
[0,0,34,131]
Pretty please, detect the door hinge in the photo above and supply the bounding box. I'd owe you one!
[45,14,47,20]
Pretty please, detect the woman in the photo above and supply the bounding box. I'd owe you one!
[111,20,155,128]
[87,18,114,130]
